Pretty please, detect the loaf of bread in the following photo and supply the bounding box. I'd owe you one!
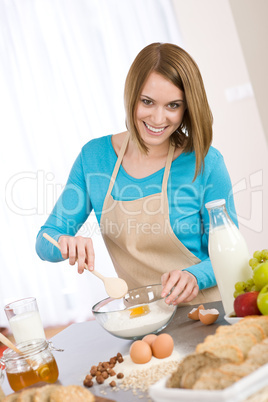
[192,368,240,390]
[17,388,37,402]
[216,321,266,341]
[1,393,18,402]
[167,316,268,391]
[1,385,95,402]
[50,385,94,402]
[239,316,268,336]
[166,351,230,389]
[33,385,59,402]
[247,339,268,366]
[196,332,257,360]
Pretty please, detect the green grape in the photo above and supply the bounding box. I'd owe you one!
[233,290,245,298]
[251,285,258,292]
[253,250,263,262]
[243,278,254,292]
[249,257,260,269]
[235,281,246,292]
[261,249,268,261]
[246,278,254,287]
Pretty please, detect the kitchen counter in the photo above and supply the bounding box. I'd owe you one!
[1,300,227,400]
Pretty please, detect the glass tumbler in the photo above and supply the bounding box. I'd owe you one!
[4,297,45,343]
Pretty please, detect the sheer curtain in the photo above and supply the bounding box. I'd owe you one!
[0,0,183,327]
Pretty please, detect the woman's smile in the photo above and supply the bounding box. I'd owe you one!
[143,121,168,135]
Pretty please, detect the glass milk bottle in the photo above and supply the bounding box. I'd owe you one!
[205,199,251,315]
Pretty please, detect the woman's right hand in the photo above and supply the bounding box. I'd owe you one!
[58,235,95,274]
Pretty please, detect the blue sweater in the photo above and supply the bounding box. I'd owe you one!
[36,135,238,290]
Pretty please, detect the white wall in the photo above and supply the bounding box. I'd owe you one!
[172,0,268,254]
[229,0,268,144]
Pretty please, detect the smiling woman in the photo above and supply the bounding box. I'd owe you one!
[124,42,213,180]
[36,42,238,311]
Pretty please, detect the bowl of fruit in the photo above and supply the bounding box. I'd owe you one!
[227,249,268,323]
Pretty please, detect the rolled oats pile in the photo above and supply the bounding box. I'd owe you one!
[119,360,179,393]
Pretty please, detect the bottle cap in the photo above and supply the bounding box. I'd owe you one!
[205,199,226,209]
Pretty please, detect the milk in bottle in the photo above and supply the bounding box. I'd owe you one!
[205,199,251,314]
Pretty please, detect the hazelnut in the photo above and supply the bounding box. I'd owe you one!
[96,375,104,384]
[109,369,116,377]
[90,367,97,376]
[102,371,109,379]
[83,378,93,387]
[117,356,124,363]
[109,381,116,387]
[83,374,93,387]
[117,373,124,379]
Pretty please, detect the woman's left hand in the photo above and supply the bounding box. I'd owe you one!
[161,270,199,305]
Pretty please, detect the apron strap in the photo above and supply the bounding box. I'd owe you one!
[106,132,130,198]
[162,141,175,192]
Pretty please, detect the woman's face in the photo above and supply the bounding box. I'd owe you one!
[135,71,186,149]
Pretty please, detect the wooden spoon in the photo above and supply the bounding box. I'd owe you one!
[43,233,128,299]
[0,333,24,356]
[0,333,34,366]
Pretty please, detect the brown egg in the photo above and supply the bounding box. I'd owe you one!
[129,340,152,364]
[142,334,158,347]
[151,333,174,359]
[187,304,205,320]
[199,308,219,325]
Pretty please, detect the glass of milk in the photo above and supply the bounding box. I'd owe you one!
[4,297,46,343]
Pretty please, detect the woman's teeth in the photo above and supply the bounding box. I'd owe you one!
[144,122,166,133]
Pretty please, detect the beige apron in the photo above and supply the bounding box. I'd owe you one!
[100,133,220,304]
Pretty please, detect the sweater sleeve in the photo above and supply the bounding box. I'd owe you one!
[35,153,92,262]
[183,152,238,290]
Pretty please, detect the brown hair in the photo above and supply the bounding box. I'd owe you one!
[124,42,213,180]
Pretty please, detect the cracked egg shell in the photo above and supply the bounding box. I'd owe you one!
[199,308,219,325]
[187,304,205,320]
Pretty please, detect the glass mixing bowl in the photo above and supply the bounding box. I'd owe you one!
[92,284,177,340]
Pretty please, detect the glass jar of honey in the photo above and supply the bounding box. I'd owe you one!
[0,339,62,391]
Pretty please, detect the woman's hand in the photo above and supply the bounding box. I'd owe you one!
[58,235,95,274]
[161,270,199,305]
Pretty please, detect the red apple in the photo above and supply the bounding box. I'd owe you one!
[234,291,261,317]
